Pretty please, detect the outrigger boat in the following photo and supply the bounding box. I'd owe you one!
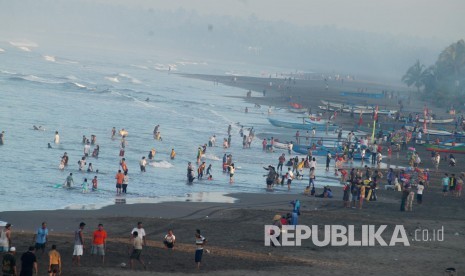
[268,118,338,131]
[424,142,465,154]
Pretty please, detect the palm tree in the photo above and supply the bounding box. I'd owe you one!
[436,39,465,78]
[402,60,427,93]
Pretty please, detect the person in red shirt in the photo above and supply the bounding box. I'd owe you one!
[115,170,124,195]
[91,224,107,265]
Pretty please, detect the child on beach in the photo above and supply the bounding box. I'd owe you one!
[82,178,89,193]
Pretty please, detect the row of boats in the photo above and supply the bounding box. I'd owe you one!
[268,100,464,154]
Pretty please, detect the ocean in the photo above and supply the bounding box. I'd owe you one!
[0,41,343,211]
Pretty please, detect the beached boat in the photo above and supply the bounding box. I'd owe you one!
[288,108,308,114]
[320,101,396,115]
[424,143,465,154]
[268,118,338,131]
[318,105,373,115]
[273,141,290,149]
[404,126,453,136]
[292,144,334,156]
[417,118,454,124]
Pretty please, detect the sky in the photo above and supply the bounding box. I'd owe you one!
[97,0,465,42]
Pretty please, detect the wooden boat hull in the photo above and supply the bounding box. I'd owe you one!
[268,118,338,131]
[424,143,465,154]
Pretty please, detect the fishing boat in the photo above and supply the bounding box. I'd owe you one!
[320,101,397,115]
[292,144,335,156]
[268,118,338,131]
[288,108,308,114]
[424,142,465,154]
[404,126,453,136]
[318,105,373,115]
[273,141,290,150]
[417,118,454,124]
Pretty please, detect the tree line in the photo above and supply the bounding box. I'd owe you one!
[402,39,465,107]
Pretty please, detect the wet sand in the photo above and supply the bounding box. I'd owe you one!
[2,74,464,275]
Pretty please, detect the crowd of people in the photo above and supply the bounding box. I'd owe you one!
[1,221,208,274]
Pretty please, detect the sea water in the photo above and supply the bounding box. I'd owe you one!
[0,42,343,211]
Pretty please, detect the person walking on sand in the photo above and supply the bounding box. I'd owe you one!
[131,222,147,247]
[194,229,207,270]
[72,222,85,266]
[91,224,107,265]
[2,246,17,276]
[442,173,450,196]
[0,223,12,253]
[417,181,425,204]
[129,231,146,270]
[48,245,61,276]
[20,246,38,276]
[33,222,48,254]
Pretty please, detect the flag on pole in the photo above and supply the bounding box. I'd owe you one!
[371,105,378,141]
[358,110,363,126]
[423,106,428,134]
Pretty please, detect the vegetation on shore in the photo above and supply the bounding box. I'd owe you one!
[402,39,465,107]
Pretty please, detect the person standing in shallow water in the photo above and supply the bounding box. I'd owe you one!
[0,131,5,145]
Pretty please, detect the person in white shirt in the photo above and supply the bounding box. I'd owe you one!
[163,229,176,249]
[416,181,425,204]
[84,142,91,157]
[140,157,147,172]
[286,168,294,191]
[131,222,146,246]
[54,131,60,144]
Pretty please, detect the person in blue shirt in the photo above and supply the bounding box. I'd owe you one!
[33,222,48,254]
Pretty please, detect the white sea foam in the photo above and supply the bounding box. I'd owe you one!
[118,73,141,84]
[105,76,119,83]
[71,82,86,88]
[0,48,4,53]
[43,55,56,62]
[20,74,63,84]
[18,46,31,52]
[130,64,149,70]
[202,153,220,161]
[149,160,173,168]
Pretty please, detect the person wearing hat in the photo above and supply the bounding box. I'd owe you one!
[72,222,86,266]
[1,246,16,276]
[0,224,12,253]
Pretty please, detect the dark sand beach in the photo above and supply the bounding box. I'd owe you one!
[2,74,464,276]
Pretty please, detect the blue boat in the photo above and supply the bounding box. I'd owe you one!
[292,144,335,156]
[293,144,370,160]
[268,118,338,131]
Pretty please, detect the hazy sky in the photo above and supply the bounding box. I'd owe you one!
[97,0,464,41]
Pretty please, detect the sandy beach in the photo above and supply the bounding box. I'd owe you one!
[1,74,464,276]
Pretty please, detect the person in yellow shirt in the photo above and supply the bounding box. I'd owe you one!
[170,149,176,160]
[296,158,305,179]
[48,244,61,276]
